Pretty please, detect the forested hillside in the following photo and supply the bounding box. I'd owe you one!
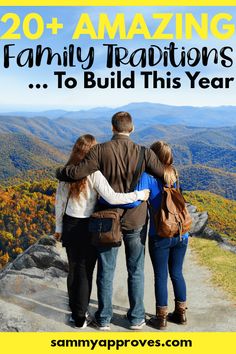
[0,180,235,269]
[0,181,56,269]
[180,165,236,200]
[0,133,66,179]
[2,168,57,187]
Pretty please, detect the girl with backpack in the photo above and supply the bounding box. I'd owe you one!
[132,141,189,330]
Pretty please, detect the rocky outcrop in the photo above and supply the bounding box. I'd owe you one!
[0,236,74,332]
[187,203,236,254]
[0,236,68,282]
[187,203,209,235]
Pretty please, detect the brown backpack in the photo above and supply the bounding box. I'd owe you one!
[153,178,192,238]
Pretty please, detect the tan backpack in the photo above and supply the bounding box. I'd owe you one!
[153,174,192,238]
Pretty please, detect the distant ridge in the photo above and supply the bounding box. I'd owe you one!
[1,102,236,127]
[0,133,66,179]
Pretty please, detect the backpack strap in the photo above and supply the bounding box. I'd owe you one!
[173,166,180,190]
[129,146,145,192]
[121,146,145,223]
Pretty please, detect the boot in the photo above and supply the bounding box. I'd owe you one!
[148,306,168,330]
[168,301,187,325]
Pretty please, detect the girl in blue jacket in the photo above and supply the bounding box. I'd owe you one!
[126,141,189,330]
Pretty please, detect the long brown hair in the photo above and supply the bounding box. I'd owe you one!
[150,141,177,186]
[66,134,97,199]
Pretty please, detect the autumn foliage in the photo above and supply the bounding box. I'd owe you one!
[0,180,57,269]
[0,180,235,269]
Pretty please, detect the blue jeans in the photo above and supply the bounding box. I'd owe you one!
[149,235,188,307]
[95,225,147,326]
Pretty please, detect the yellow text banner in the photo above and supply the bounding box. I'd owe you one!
[1,332,236,354]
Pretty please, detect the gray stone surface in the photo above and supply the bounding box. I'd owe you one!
[202,226,224,242]
[13,254,37,270]
[28,244,59,255]
[7,267,46,279]
[187,203,209,235]
[30,251,59,269]
[44,266,67,279]
[38,236,57,247]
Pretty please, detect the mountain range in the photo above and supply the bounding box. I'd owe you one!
[0,102,235,199]
[1,102,236,127]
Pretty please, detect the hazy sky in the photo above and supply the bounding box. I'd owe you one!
[0,6,235,111]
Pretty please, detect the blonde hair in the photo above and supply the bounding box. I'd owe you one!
[150,141,177,186]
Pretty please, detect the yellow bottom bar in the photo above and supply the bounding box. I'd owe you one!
[1,332,236,354]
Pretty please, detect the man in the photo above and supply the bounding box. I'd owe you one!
[56,111,164,330]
